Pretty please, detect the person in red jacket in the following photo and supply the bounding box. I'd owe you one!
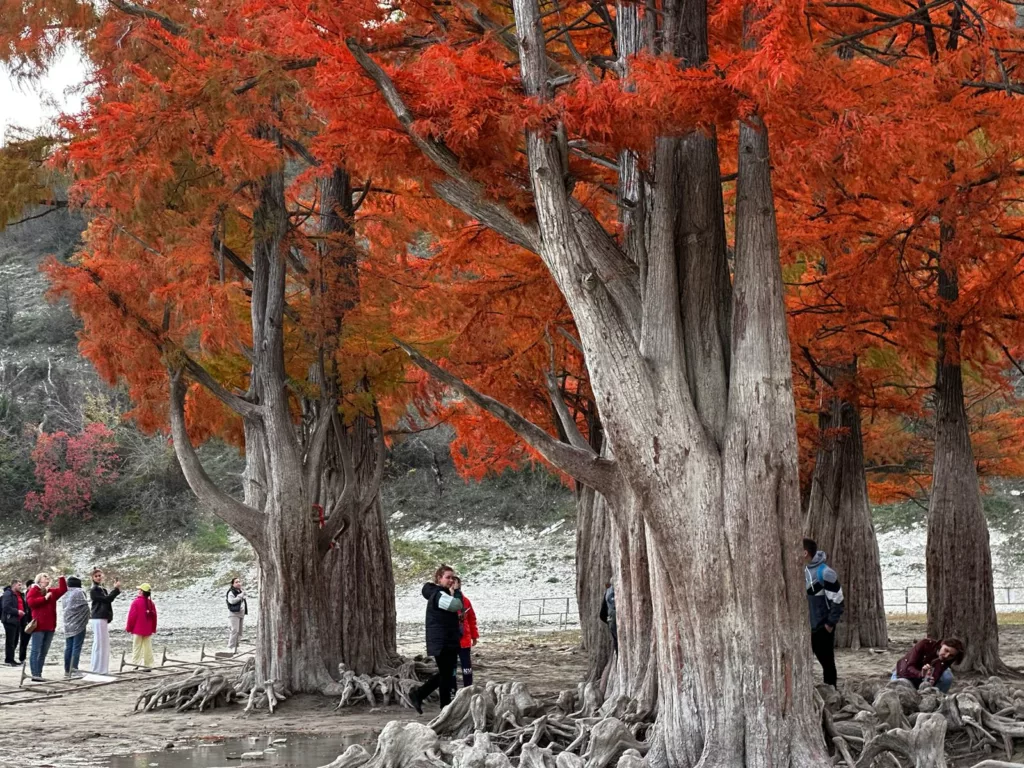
[25,573,68,682]
[125,584,158,669]
[452,576,479,687]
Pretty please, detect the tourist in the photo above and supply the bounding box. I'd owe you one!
[1,580,25,666]
[891,637,965,693]
[19,579,33,664]
[26,573,69,682]
[410,564,463,714]
[600,582,617,654]
[452,576,479,687]
[125,584,158,669]
[226,577,247,652]
[89,568,121,675]
[62,577,90,679]
[803,538,844,687]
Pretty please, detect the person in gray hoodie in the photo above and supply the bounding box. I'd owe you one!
[62,577,90,679]
[804,538,844,687]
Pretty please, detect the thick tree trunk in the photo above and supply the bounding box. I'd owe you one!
[575,483,613,684]
[324,417,399,675]
[351,0,831,760]
[804,368,888,650]
[170,160,395,694]
[926,268,1001,672]
[605,493,657,713]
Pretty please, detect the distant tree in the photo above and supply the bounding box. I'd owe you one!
[24,422,119,524]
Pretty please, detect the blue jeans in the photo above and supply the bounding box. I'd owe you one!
[891,668,953,693]
[64,631,85,673]
[29,630,54,678]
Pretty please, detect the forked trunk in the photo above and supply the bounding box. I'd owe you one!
[804,368,888,649]
[575,484,613,684]
[926,268,1000,672]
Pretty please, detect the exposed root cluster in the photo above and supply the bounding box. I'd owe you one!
[134,658,288,714]
[322,680,651,768]
[334,659,435,711]
[321,676,1024,768]
[823,676,1024,767]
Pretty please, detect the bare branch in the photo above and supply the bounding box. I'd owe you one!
[108,0,186,35]
[80,265,260,418]
[168,369,265,549]
[345,38,541,253]
[544,327,591,451]
[396,339,618,495]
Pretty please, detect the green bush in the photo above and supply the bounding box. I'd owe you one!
[194,519,233,552]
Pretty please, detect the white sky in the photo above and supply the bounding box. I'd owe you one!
[0,48,88,144]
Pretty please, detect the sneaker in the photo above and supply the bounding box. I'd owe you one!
[31,676,44,682]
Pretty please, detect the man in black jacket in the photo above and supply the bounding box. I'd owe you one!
[2,581,26,666]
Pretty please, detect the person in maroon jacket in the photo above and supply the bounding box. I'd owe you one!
[891,637,965,693]
[25,573,68,682]
[452,576,479,687]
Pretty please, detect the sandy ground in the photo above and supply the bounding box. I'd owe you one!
[0,630,588,768]
[3,621,1023,768]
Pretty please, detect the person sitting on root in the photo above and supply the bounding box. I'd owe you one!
[410,564,463,714]
[125,584,158,669]
[452,575,479,688]
[891,637,965,693]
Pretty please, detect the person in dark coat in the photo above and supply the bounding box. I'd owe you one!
[19,579,33,663]
[2,581,26,666]
[410,564,463,714]
[891,637,965,693]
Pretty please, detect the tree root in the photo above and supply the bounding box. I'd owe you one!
[133,658,289,714]
[333,661,426,711]
[323,674,1024,768]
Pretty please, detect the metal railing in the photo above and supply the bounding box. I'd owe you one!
[884,585,1024,614]
[517,596,579,629]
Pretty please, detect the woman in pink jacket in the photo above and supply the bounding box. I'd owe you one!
[125,584,158,669]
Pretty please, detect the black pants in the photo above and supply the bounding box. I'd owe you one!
[18,625,29,662]
[811,626,837,687]
[3,621,18,664]
[416,647,459,708]
[457,647,473,687]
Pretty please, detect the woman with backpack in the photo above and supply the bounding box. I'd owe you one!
[125,584,158,668]
[226,578,248,652]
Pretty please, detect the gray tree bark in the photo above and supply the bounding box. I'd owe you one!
[575,483,613,684]
[348,0,832,759]
[926,265,1001,673]
[168,161,395,693]
[804,365,888,650]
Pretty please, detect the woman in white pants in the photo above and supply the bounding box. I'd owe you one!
[89,568,121,674]
[226,578,248,652]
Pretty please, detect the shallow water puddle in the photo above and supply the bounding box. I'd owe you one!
[103,731,376,768]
